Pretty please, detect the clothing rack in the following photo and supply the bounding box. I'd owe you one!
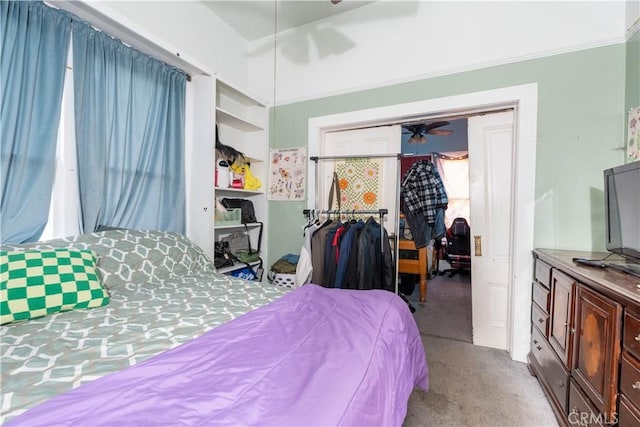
[302,208,389,252]
[302,207,395,293]
[309,153,401,295]
[303,208,388,217]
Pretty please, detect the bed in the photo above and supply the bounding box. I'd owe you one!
[1,230,428,426]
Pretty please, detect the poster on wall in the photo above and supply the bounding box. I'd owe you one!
[268,147,306,201]
[628,106,639,162]
[333,158,383,212]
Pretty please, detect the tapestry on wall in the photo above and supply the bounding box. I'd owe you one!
[334,158,383,212]
[628,106,639,162]
[268,147,306,201]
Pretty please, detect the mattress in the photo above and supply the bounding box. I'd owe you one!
[6,284,428,427]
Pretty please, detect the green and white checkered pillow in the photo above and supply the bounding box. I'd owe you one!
[0,249,110,325]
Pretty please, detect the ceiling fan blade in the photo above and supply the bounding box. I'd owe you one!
[428,129,453,136]
[424,121,450,132]
[331,0,342,4]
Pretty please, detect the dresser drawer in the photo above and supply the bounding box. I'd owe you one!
[624,311,640,360]
[532,281,550,313]
[621,352,640,405]
[532,302,549,336]
[535,259,552,289]
[531,327,569,413]
[619,394,640,427]
[568,379,604,427]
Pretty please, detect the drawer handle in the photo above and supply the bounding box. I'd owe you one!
[633,381,640,390]
[557,380,564,388]
[636,334,640,342]
[533,339,538,345]
[538,318,544,323]
[536,345,542,351]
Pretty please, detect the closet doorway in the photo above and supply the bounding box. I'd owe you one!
[307,84,537,362]
[400,117,472,344]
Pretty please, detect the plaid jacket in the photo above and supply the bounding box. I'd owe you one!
[401,160,448,224]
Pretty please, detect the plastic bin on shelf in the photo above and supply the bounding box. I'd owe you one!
[215,208,241,226]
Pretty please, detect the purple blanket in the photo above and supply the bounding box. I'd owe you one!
[8,285,428,426]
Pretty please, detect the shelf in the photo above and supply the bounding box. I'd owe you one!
[214,222,263,230]
[216,107,263,132]
[216,260,262,275]
[214,187,264,195]
[216,79,266,108]
[214,77,268,281]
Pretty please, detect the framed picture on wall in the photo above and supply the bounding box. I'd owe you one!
[628,106,639,162]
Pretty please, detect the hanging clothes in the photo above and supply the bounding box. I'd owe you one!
[306,215,394,292]
[401,160,448,248]
[356,217,394,291]
[294,219,323,287]
[309,219,335,285]
[334,220,364,289]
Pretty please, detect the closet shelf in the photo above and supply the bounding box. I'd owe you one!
[216,107,263,132]
[216,260,262,275]
[214,222,263,230]
[216,78,266,108]
[214,187,264,195]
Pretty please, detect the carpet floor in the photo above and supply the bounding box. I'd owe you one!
[402,272,558,427]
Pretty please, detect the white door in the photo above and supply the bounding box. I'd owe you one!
[319,125,401,232]
[468,110,514,350]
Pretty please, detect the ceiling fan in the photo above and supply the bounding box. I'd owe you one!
[403,121,453,144]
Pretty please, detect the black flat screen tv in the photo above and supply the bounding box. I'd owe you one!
[604,160,640,268]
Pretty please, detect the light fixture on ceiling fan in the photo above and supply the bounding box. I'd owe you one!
[403,121,453,144]
[331,0,342,4]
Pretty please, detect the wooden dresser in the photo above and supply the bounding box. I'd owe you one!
[529,249,640,427]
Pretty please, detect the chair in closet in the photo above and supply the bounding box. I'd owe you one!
[442,217,471,278]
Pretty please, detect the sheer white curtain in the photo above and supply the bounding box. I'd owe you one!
[434,152,469,228]
[42,39,82,241]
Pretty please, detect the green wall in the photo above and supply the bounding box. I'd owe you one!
[267,44,627,267]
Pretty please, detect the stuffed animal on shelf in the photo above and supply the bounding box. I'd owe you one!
[230,161,262,191]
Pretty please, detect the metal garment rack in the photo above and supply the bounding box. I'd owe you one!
[307,154,402,294]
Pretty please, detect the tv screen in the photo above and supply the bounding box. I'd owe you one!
[604,160,640,263]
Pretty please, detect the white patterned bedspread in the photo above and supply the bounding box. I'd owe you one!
[0,230,288,424]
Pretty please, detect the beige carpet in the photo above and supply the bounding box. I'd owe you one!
[403,272,558,427]
[407,272,473,342]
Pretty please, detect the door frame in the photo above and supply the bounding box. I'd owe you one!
[307,83,538,363]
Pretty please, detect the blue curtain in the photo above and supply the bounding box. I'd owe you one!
[72,22,186,234]
[0,1,70,243]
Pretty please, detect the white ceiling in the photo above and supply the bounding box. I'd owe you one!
[200,0,376,41]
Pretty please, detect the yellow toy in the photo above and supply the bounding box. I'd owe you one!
[230,161,262,191]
